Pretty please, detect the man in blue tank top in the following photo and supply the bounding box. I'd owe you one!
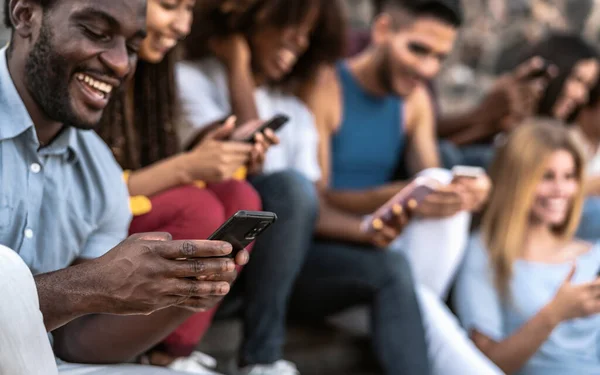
[300,2,504,373]
[306,0,491,295]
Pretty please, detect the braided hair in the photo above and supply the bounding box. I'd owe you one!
[97,49,181,171]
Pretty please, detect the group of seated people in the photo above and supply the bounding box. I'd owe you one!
[0,0,599,374]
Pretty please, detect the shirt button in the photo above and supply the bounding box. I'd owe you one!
[30,163,41,174]
[24,228,34,239]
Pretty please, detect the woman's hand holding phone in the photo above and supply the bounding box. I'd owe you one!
[247,127,280,175]
[184,117,254,183]
[413,185,464,218]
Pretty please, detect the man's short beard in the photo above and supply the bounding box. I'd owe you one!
[376,45,395,95]
[24,17,91,129]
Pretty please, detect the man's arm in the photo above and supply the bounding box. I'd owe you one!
[36,233,243,365]
[404,85,442,175]
[438,109,499,145]
[52,306,193,364]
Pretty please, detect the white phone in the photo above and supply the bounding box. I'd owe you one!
[452,165,485,179]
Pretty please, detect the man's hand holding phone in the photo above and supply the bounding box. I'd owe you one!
[87,232,249,315]
[361,177,437,248]
[365,209,410,248]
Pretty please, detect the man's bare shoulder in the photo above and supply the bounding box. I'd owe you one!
[300,64,342,133]
[404,83,433,131]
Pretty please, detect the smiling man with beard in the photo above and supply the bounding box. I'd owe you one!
[0,1,247,374]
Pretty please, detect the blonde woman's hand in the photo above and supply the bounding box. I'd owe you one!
[546,264,600,324]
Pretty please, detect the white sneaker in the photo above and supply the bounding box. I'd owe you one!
[236,360,300,375]
[167,351,224,375]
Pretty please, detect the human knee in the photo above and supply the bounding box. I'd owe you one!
[258,170,319,221]
[0,246,37,303]
[214,180,262,212]
[377,251,417,292]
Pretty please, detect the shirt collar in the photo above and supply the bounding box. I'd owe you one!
[0,46,80,162]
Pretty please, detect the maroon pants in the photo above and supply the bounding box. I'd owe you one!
[129,181,261,357]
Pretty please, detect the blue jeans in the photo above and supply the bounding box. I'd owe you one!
[290,242,431,375]
[577,197,600,241]
[233,170,319,364]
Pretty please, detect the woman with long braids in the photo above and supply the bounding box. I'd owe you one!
[97,1,275,373]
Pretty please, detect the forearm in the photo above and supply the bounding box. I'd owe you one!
[477,305,558,374]
[227,62,259,124]
[52,308,193,364]
[446,121,498,146]
[325,182,407,216]
[315,198,372,244]
[35,263,99,332]
[127,155,191,197]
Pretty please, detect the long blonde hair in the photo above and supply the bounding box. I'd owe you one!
[481,119,586,295]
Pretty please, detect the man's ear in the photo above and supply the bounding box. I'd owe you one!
[371,13,393,46]
[10,0,43,40]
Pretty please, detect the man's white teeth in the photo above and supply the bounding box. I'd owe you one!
[76,73,113,95]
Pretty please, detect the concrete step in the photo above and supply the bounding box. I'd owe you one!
[198,309,380,375]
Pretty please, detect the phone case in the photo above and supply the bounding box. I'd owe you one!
[208,210,277,257]
[452,166,485,179]
[231,115,290,143]
[364,177,437,232]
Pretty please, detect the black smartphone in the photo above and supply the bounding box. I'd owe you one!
[231,114,290,143]
[208,210,277,257]
[523,61,551,80]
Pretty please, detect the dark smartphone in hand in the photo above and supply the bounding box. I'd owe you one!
[209,210,277,257]
[231,114,290,143]
[523,61,551,80]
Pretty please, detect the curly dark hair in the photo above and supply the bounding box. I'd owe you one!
[96,50,182,171]
[520,33,600,122]
[184,0,347,89]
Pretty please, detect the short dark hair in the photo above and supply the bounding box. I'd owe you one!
[185,0,347,89]
[381,0,463,28]
[521,33,600,120]
[4,0,56,28]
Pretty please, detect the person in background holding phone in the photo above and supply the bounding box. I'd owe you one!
[454,120,600,375]
[178,1,506,375]
[94,0,281,373]
[0,0,247,374]
[437,56,554,169]
[175,1,349,374]
[305,0,489,304]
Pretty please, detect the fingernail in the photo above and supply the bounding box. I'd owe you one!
[227,261,235,272]
[220,283,231,294]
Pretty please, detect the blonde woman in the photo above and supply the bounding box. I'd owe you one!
[454,120,600,375]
